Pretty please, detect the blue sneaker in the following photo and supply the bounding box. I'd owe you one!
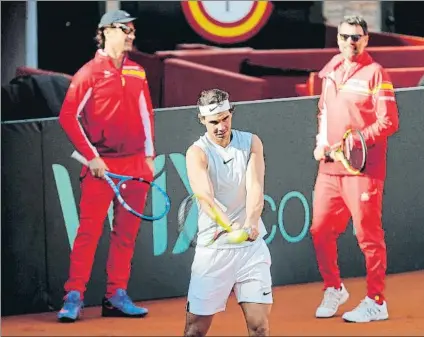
[101,289,148,318]
[57,291,83,323]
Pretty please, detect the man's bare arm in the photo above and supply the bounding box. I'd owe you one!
[186,145,233,226]
[244,135,265,238]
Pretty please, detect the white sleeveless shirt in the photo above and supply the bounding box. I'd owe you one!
[192,129,267,249]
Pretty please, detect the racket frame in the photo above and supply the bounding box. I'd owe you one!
[70,151,171,221]
[330,129,367,175]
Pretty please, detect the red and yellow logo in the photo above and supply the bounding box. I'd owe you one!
[181,1,274,44]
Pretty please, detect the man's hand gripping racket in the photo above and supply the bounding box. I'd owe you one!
[178,194,251,247]
[326,129,368,175]
[71,151,170,221]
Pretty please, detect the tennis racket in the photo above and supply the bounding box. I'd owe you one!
[177,194,250,247]
[326,129,367,175]
[71,151,170,221]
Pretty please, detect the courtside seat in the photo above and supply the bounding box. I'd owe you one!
[325,25,424,48]
[295,83,309,97]
[384,67,424,88]
[15,66,72,80]
[244,46,424,98]
[128,50,164,109]
[155,47,253,73]
[162,58,269,108]
[175,43,221,50]
[248,46,424,74]
[307,67,424,96]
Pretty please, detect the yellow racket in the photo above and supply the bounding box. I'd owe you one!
[326,129,367,175]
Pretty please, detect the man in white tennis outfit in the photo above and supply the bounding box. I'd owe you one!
[183,88,273,337]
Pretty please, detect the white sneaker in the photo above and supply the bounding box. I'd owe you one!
[315,283,349,318]
[342,296,389,323]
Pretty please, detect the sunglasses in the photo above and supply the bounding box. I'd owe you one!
[339,34,363,42]
[110,24,135,35]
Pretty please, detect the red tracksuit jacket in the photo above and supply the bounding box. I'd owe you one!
[59,49,155,161]
[315,51,400,180]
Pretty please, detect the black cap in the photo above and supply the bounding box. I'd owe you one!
[98,10,136,28]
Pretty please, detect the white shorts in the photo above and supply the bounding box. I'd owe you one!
[187,239,273,316]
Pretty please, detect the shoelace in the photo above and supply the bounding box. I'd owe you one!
[65,293,80,304]
[116,292,134,308]
[320,289,341,310]
[353,299,380,318]
[63,293,81,310]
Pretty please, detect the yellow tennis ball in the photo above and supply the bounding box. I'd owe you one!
[227,229,249,244]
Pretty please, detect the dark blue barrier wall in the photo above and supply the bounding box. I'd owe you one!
[2,88,424,316]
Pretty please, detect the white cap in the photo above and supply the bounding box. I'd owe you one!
[198,100,231,116]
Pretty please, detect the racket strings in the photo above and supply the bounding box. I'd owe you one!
[177,196,199,247]
[117,179,149,213]
[110,176,170,221]
[343,134,354,160]
[343,131,366,171]
[177,196,229,248]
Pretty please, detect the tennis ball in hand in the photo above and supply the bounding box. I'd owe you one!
[227,229,249,244]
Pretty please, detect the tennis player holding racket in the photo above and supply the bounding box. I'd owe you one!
[57,10,154,322]
[311,16,399,323]
[183,89,272,337]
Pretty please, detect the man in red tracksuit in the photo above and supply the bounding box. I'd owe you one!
[57,10,155,322]
[310,15,399,323]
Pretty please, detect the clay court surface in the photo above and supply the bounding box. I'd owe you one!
[2,270,423,336]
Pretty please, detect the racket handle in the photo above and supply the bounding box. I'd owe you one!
[214,198,227,212]
[71,151,89,167]
[324,151,334,163]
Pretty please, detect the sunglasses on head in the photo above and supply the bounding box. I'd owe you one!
[339,34,363,42]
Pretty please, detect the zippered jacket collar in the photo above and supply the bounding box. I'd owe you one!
[318,51,374,79]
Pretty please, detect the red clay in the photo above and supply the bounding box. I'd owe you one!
[2,270,423,336]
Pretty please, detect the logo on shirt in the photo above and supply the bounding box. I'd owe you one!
[223,158,233,164]
[103,70,112,78]
[121,69,146,79]
[345,79,369,89]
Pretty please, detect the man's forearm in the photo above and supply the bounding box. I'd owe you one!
[195,192,233,228]
[359,116,398,147]
[245,183,264,225]
[59,113,98,161]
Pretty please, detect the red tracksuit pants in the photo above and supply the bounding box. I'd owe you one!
[64,154,153,299]
[310,173,387,300]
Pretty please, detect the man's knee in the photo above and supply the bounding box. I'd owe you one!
[310,211,350,243]
[352,209,385,246]
[310,216,331,242]
[241,303,271,336]
[355,223,386,252]
[74,219,104,244]
[184,324,205,337]
[246,317,269,336]
[184,312,213,337]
